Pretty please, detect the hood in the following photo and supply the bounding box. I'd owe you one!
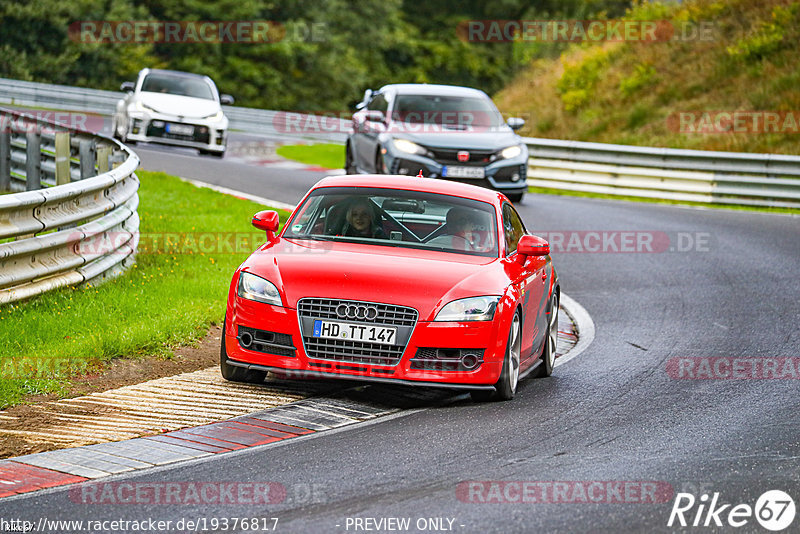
[240,239,505,321]
[138,92,221,118]
[391,129,521,152]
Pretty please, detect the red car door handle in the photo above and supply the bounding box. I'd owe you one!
[541,271,546,281]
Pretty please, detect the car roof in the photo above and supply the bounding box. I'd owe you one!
[140,68,213,81]
[377,84,489,99]
[310,174,506,205]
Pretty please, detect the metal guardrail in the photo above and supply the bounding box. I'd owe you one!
[2,77,798,208]
[0,107,140,305]
[0,77,347,143]
[524,137,800,208]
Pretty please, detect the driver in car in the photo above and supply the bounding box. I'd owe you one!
[342,198,385,238]
[428,207,479,251]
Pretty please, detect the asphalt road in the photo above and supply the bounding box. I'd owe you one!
[2,139,799,533]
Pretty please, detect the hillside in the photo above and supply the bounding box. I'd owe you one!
[494,0,800,154]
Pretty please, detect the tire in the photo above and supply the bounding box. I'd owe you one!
[345,143,357,174]
[199,149,225,158]
[532,291,558,378]
[220,323,267,384]
[507,192,524,203]
[471,310,521,402]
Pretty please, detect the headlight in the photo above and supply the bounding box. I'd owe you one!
[434,296,500,322]
[393,139,427,155]
[499,145,522,159]
[205,110,224,121]
[237,272,282,306]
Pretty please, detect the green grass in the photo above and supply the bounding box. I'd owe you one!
[527,186,800,215]
[276,143,344,170]
[0,170,291,409]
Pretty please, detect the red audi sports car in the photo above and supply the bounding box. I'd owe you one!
[221,175,559,401]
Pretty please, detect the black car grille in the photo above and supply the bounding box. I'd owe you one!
[410,348,485,371]
[146,122,210,144]
[493,164,527,182]
[298,298,418,366]
[298,298,417,327]
[429,148,494,166]
[237,326,296,357]
[303,337,406,366]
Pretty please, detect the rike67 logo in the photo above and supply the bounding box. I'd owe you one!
[668,490,795,531]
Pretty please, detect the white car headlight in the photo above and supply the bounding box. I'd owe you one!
[393,139,427,155]
[205,110,224,121]
[237,272,282,306]
[434,296,501,322]
[500,145,522,159]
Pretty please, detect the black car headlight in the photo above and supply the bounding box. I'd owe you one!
[434,296,500,322]
[237,272,282,306]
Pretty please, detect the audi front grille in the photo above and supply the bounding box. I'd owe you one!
[297,298,418,366]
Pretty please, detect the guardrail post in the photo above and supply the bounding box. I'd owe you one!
[79,139,96,179]
[25,131,41,191]
[0,129,9,191]
[97,145,111,174]
[54,131,71,185]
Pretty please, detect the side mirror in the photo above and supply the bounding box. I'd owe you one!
[364,110,384,123]
[252,210,280,242]
[507,117,525,131]
[120,81,135,93]
[355,89,373,110]
[516,234,549,261]
[220,94,234,105]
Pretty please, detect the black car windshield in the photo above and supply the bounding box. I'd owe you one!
[141,74,215,100]
[284,187,499,257]
[392,95,503,128]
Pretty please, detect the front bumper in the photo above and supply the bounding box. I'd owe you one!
[225,297,507,389]
[383,147,528,195]
[127,111,227,152]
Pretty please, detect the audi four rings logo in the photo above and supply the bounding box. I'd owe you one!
[336,303,379,320]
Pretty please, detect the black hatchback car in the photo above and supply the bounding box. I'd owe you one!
[345,84,529,202]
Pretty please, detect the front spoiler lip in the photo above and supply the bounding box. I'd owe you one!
[224,356,498,391]
[127,133,225,151]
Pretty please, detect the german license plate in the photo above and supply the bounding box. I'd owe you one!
[443,165,485,179]
[313,320,396,345]
[166,123,194,135]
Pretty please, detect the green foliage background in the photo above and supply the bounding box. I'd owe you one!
[0,0,630,111]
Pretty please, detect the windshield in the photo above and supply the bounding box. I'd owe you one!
[141,74,216,100]
[392,95,504,128]
[284,187,498,257]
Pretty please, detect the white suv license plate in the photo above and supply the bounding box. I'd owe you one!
[443,165,485,179]
[166,123,194,136]
[313,320,396,345]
